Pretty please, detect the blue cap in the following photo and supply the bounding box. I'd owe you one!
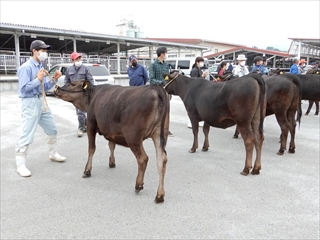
[311,62,317,65]
[129,55,137,62]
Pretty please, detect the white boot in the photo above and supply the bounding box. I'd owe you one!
[47,135,66,162]
[15,145,31,177]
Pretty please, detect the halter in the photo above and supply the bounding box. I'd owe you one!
[163,71,182,89]
[54,84,85,93]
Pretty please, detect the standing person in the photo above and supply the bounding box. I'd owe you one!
[64,52,94,137]
[262,57,269,75]
[188,57,206,128]
[15,40,66,177]
[289,58,301,74]
[250,56,264,73]
[218,61,228,76]
[232,54,249,77]
[298,59,306,74]
[190,56,207,78]
[148,46,173,137]
[127,54,148,86]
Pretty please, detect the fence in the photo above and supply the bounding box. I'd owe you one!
[0,54,153,74]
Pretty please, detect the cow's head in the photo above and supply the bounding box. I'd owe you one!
[268,68,284,76]
[54,80,92,111]
[162,70,185,95]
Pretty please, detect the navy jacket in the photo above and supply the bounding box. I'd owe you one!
[127,64,148,86]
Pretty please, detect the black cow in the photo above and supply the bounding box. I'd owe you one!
[54,81,170,203]
[234,74,302,155]
[163,71,267,176]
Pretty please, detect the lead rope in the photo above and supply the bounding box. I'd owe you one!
[35,69,53,112]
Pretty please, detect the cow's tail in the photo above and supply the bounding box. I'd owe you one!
[254,74,267,133]
[289,75,303,128]
[155,86,170,154]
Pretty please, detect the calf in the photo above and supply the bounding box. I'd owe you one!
[54,81,170,203]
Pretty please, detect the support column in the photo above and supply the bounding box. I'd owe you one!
[14,33,20,71]
[297,41,301,59]
[117,42,120,74]
[73,38,77,52]
[149,46,153,61]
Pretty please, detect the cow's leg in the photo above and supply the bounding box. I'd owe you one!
[128,142,149,193]
[233,125,240,138]
[305,101,313,115]
[251,118,264,175]
[152,137,167,203]
[288,102,298,154]
[201,123,210,151]
[315,101,319,115]
[275,113,290,155]
[237,123,255,176]
[108,141,116,168]
[189,118,199,153]
[83,122,97,178]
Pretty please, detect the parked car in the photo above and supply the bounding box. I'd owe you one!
[166,57,209,76]
[46,63,115,95]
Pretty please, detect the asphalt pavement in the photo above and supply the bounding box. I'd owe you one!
[1,85,319,239]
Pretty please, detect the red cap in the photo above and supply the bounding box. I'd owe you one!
[70,52,81,60]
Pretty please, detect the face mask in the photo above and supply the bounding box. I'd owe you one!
[199,62,204,68]
[240,61,246,66]
[74,61,82,67]
[132,62,137,67]
[259,61,263,65]
[37,51,48,62]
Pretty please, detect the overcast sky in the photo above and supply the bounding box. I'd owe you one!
[1,0,319,51]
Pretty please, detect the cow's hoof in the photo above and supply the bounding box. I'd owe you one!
[251,169,260,175]
[240,170,249,176]
[233,135,238,139]
[305,113,309,115]
[315,113,319,116]
[277,149,284,155]
[82,171,91,178]
[109,162,116,168]
[154,195,164,204]
[201,147,209,152]
[188,149,196,153]
[288,148,295,154]
[135,184,144,193]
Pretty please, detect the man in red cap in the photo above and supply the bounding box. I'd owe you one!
[64,52,94,137]
[298,59,306,74]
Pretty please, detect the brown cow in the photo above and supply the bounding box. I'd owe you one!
[163,71,267,176]
[54,81,170,203]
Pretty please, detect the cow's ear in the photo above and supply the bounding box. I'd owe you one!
[83,81,89,90]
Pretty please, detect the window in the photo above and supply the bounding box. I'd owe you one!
[215,49,218,53]
[177,60,190,69]
[88,66,111,76]
[166,60,176,69]
[168,55,177,58]
[185,54,195,58]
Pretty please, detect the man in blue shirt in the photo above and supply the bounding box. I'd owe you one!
[250,56,264,73]
[15,40,66,177]
[64,52,94,137]
[127,55,148,86]
[290,58,300,74]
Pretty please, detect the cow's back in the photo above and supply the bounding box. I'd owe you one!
[87,85,167,144]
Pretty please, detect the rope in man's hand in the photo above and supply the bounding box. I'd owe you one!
[35,69,62,112]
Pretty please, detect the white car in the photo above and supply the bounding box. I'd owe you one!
[46,63,115,95]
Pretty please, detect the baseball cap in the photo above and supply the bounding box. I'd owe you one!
[311,62,317,65]
[30,40,52,51]
[129,55,137,62]
[70,52,81,60]
[299,59,306,64]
